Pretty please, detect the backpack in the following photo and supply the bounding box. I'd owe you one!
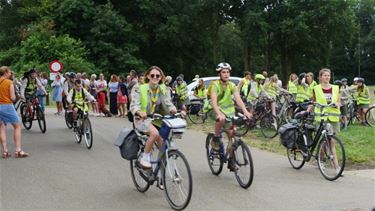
[72,88,85,102]
[114,128,140,160]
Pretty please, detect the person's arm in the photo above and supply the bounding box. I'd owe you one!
[130,84,145,118]
[162,89,177,114]
[84,88,96,102]
[210,85,225,120]
[67,89,73,104]
[9,83,16,102]
[63,82,69,96]
[233,90,252,119]
[20,78,27,99]
[36,78,47,94]
[237,80,244,93]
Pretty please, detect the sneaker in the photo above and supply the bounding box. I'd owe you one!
[139,158,152,169]
[157,178,164,190]
[227,158,237,172]
[211,136,221,151]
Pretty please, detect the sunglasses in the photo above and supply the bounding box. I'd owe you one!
[150,74,161,79]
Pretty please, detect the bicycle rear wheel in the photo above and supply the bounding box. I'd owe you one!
[287,148,305,169]
[20,104,32,130]
[365,106,375,127]
[317,135,345,181]
[83,118,93,149]
[130,158,150,193]
[205,133,223,175]
[233,140,254,189]
[162,149,193,211]
[36,106,46,133]
[187,104,206,124]
[235,120,250,137]
[260,113,279,138]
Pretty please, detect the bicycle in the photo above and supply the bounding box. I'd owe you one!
[186,99,207,124]
[130,113,192,210]
[365,105,375,127]
[235,97,279,138]
[276,92,295,124]
[347,98,360,125]
[72,102,93,149]
[284,102,345,181]
[65,109,74,129]
[205,113,254,189]
[20,95,46,133]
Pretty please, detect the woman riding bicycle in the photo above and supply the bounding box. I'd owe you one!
[308,68,342,174]
[130,66,182,169]
[206,62,252,171]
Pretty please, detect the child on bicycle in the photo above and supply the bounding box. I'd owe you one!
[130,66,185,169]
[67,80,96,127]
[207,62,252,171]
[20,68,47,105]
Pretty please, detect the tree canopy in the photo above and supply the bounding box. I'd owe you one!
[0,0,374,84]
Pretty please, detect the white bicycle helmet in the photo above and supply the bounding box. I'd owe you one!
[216,62,232,72]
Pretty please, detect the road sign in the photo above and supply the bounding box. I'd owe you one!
[49,60,63,73]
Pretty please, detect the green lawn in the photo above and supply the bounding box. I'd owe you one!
[188,118,375,170]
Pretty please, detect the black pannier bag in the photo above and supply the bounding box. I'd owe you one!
[114,128,139,160]
[278,123,298,149]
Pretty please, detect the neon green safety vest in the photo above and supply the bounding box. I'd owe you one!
[140,84,167,113]
[175,82,187,100]
[247,84,261,101]
[196,87,206,98]
[74,89,85,110]
[356,85,370,105]
[296,85,310,103]
[203,80,235,117]
[25,78,37,95]
[307,80,317,99]
[265,84,277,99]
[240,78,250,96]
[288,81,297,94]
[314,85,340,122]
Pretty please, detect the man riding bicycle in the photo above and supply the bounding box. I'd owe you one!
[20,68,47,110]
[207,62,252,171]
[67,80,96,127]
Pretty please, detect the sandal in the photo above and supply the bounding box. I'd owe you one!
[2,151,11,159]
[14,150,29,158]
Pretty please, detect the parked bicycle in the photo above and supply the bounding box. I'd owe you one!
[236,97,279,138]
[365,105,375,127]
[280,102,345,181]
[186,99,207,124]
[130,113,192,210]
[20,96,46,133]
[205,113,254,189]
[72,102,93,149]
[347,98,360,125]
[275,92,295,124]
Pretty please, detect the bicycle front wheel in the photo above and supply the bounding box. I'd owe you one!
[317,135,345,181]
[287,148,305,169]
[130,159,150,193]
[365,106,375,127]
[36,106,46,133]
[260,113,279,138]
[65,110,73,129]
[205,133,223,175]
[162,149,193,211]
[83,118,93,149]
[233,140,254,189]
[20,104,32,130]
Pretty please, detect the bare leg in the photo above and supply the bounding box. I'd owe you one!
[12,123,22,152]
[0,123,8,153]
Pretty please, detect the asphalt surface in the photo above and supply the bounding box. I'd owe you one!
[0,108,374,210]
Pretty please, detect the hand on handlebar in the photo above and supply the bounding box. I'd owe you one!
[243,111,253,120]
[216,112,226,122]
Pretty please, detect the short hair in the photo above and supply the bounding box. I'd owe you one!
[75,79,82,85]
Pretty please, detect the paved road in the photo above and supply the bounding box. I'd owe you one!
[1,109,374,210]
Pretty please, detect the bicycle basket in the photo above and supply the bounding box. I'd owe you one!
[159,118,187,140]
[114,128,139,160]
[278,123,298,149]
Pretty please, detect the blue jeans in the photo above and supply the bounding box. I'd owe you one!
[38,95,45,112]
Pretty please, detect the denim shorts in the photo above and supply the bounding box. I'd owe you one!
[0,104,20,124]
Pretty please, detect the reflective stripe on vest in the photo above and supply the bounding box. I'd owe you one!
[140,84,166,113]
[314,85,340,122]
[356,85,370,105]
[296,85,310,102]
[288,81,297,94]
